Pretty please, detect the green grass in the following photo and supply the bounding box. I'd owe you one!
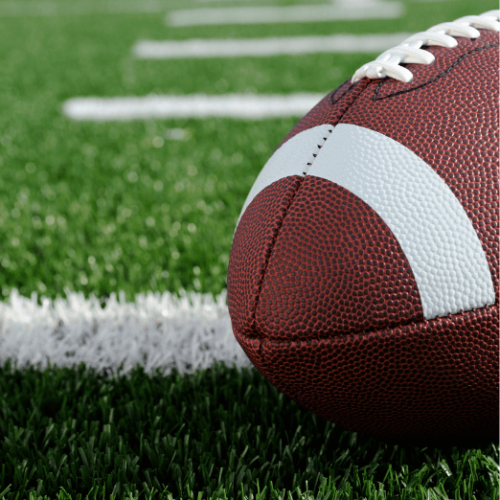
[0,115,292,300]
[0,0,497,302]
[0,361,498,500]
[0,0,498,498]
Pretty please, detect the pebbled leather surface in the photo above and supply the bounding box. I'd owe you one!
[227,28,499,441]
[309,123,495,320]
[341,30,499,297]
[229,176,303,345]
[252,176,424,340]
[236,125,333,227]
[370,34,499,100]
[234,302,498,443]
[279,79,369,147]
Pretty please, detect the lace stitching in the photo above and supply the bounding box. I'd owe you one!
[351,10,500,83]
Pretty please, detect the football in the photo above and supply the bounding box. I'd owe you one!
[228,11,499,443]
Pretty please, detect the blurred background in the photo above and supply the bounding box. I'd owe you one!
[0,0,496,376]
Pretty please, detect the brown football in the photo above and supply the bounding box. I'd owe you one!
[228,11,499,443]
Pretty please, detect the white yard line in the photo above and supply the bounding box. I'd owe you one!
[62,93,326,121]
[167,3,404,26]
[0,0,402,17]
[133,33,410,59]
[0,289,252,379]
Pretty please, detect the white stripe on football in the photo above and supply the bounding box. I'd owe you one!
[237,124,333,226]
[238,124,495,320]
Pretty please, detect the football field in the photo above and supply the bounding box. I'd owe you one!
[0,0,496,378]
[0,0,498,498]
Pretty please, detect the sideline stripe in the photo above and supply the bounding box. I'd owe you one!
[168,3,404,26]
[133,33,411,59]
[0,289,251,379]
[62,93,326,121]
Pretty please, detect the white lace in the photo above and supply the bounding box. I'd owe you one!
[352,10,500,83]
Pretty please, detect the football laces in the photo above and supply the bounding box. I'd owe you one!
[351,10,500,83]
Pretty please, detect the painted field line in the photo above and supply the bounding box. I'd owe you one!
[62,93,326,121]
[0,289,251,380]
[133,33,411,59]
[167,3,405,26]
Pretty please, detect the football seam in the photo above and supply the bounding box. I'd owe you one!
[249,78,379,339]
[372,40,500,101]
[251,86,373,337]
[244,295,497,346]
[250,131,334,328]
[240,37,499,347]
[331,80,362,105]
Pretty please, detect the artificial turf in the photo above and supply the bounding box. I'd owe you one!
[0,0,498,498]
[0,361,498,500]
[0,0,496,301]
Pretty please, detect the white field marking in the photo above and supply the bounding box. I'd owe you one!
[133,33,411,59]
[0,289,252,380]
[62,93,326,121]
[167,2,405,26]
[0,0,170,17]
